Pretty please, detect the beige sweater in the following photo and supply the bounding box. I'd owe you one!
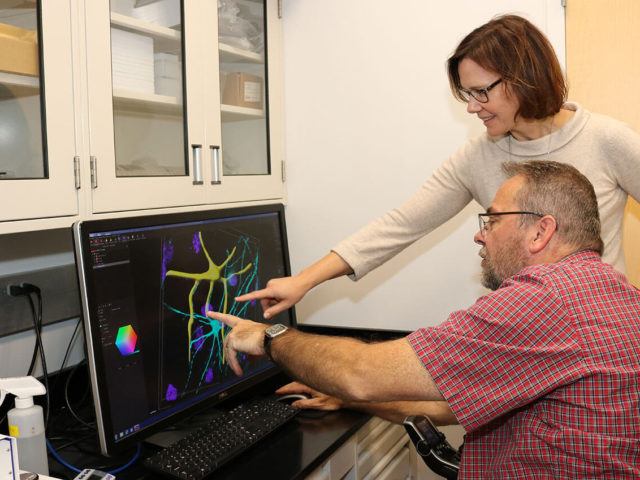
[334,103,640,279]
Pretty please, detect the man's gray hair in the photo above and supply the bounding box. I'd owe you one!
[502,160,604,255]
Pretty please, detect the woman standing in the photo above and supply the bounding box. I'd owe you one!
[240,14,640,318]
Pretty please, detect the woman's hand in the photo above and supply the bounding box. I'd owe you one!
[236,252,353,319]
[235,275,311,319]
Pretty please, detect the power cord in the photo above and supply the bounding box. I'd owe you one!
[7,283,50,426]
[6,285,40,377]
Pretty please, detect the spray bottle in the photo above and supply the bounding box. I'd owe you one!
[0,376,48,475]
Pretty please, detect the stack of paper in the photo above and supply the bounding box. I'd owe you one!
[111,27,154,94]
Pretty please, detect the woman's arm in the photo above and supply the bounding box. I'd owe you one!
[235,251,352,319]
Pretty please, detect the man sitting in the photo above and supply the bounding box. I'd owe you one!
[209,161,640,479]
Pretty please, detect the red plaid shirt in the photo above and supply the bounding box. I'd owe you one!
[408,251,640,479]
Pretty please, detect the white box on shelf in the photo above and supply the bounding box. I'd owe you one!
[154,53,181,78]
[110,0,135,16]
[155,77,182,99]
[154,53,182,99]
[111,28,154,93]
[132,0,181,28]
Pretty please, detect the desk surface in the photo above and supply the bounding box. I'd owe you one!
[213,409,369,479]
[111,408,370,480]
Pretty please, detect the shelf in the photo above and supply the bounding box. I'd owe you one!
[111,92,263,120]
[221,104,264,122]
[219,43,263,64]
[0,71,39,89]
[110,12,181,54]
[113,89,183,115]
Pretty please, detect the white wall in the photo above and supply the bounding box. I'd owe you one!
[283,0,565,330]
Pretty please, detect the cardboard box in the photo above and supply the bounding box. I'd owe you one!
[221,72,263,109]
[0,23,38,77]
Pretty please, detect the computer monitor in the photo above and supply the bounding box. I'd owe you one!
[73,204,296,455]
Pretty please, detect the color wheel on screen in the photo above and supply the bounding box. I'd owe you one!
[115,324,139,356]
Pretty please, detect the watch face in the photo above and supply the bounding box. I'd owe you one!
[266,323,288,337]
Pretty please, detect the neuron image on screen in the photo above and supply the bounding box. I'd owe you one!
[77,208,293,449]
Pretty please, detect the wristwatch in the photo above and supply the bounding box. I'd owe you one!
[264,323,289,360]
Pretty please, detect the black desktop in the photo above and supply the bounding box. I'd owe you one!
[73,204,297,458]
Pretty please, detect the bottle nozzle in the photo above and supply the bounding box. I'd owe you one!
[15,396,35,409]
[0,376,46,408]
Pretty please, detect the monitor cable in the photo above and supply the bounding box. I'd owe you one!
[51,317,82,395]
[48,318,97,432]
[47,439,142,475]
[64,360,96,429]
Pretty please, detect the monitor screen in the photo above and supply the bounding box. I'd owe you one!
[73,204,296,455]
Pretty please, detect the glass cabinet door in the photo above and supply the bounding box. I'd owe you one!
[110,0,186,177]
[0,0,77,224]
[217,0,268,176]
[202,0,283,202]
[0,1,44,180]
[86,0,206,213]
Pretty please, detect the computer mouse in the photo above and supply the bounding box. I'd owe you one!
[276,393,331,419]
[276,393,311,404]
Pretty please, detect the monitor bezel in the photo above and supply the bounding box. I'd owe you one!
[72,203,297,456]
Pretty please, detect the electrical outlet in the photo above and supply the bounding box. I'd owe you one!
[0,264,80,337]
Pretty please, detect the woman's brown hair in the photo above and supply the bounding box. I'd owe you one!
[447,15,567,120]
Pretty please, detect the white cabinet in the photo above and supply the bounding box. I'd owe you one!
[306,417,464,480]
[0,2,77,224]
[0,0,285,232]
[307,418,413,480]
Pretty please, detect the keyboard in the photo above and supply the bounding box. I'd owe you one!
[143,397,299,479]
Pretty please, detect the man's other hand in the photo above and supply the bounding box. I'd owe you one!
[276,382,345,411]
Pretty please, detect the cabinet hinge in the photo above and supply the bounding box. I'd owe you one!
[277,0,282,19]
[73,156,81,189]
[90,155,98,189]
[281,160,286,183]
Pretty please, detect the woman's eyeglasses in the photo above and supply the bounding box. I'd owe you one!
[460,78,502,103]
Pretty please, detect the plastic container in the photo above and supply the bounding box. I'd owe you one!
[7,396,48,475]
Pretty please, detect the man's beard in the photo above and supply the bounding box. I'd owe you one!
[480,234,528,291]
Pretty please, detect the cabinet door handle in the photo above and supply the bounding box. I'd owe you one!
[192,144,203,185]
[90,156,98,189]
[210,145,222,185]
[74,156,81,189]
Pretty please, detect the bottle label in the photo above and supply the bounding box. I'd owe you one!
[8,424,19,437]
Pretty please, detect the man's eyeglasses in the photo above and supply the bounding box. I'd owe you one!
[460,78,502,103]
[478,211,544,235]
